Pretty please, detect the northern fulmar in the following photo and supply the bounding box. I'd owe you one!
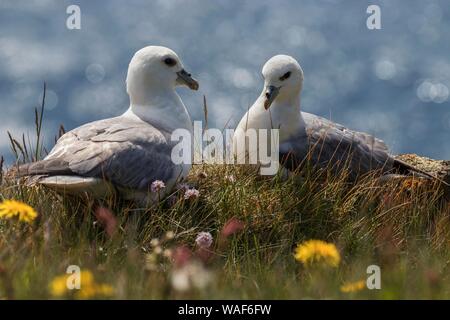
[11,46,199,203]
[233,54,431,180]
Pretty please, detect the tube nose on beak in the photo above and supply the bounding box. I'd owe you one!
[176,69,199,90]
[264,85,280,110]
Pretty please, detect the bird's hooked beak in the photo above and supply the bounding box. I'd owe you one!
[176,69,199,91]
[264,85,280,110]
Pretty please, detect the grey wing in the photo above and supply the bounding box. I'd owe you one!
[16,117,178,191]
[280,112,394,178]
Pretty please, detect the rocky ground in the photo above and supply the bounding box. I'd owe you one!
[396,154,450,178]
[396,153,450,200]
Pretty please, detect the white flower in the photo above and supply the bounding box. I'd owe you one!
[184,188,200,200]
[150,238,160,247]
[171,262,213,292]
[171,269,190,292]
[163,249,173,258]
[151,180,166,193]
[165,231,175,240]
[195,232,213,248]
[154,246,162,255]
[145,253,158,271]
[225,175,236,183]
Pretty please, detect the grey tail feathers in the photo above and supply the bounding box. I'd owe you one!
[6,159,74,179]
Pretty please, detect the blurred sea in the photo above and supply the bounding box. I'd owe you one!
[0,0,449,163]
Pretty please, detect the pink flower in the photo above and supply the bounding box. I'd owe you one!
[195,232,213,248]
[151,180,166,193]
[172,245,193,268]
[217,217,246,251]
[184,188,200,200]
[94,207,118,237]
[221,217,245,238]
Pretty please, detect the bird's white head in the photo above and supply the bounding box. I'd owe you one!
[126,46,199,105]
[261,55,304,110]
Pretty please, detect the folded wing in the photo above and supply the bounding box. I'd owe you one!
[280,112,394,179]
[14,116,177,191]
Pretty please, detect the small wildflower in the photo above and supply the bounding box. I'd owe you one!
[340,280,366,293]
[165,231,175,240]
[163,249,173,258]
[195,232,213,249]
[151,180,166,193]
[94,207,117,237]
[49,269,114,299]
[171,269,190,292]
[150,238,160,247]
[146,253,158,264]
[171,261,213,292]
[76,282,114,299]
[218,218,246,250]
[145,253,158,271]
[93,284,115,297]
[49,275,69,297]
[154,246,163,255]
[184,188,200,200]
[172,246,193,268]
[224,175,236,183]
[425,269,440,287]
[221,217,245,237]
[294,240,341,267]
[0,199,38,223]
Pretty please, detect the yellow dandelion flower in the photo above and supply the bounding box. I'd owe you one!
[91,284,114,297]
[76,283,114,300]
[49,269,114,299]
[0,200,38,223]
[79,270,95,287]
[75,285,98,300]
[294,240,341,267]
[340,280,366,293]
[49,274,69,297]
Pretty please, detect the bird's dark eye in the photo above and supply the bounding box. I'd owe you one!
[279,71,291,81]
[164,57,177,67]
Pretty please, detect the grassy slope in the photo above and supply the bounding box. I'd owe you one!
[0,161,449,299]
[0,94,449,299]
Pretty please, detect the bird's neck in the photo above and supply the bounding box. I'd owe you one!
[267,94,304,141]
[124,87,193,133]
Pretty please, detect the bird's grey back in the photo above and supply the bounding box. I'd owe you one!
[280,112,394,179]
[17,116,178,191]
